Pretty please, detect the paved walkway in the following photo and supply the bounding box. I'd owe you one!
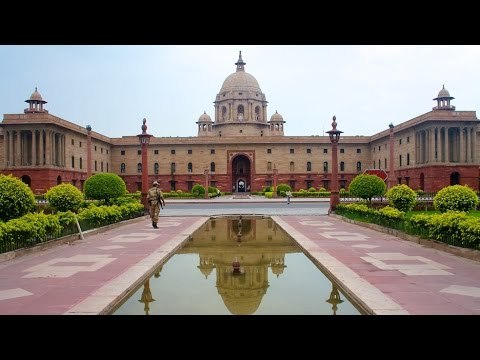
[0,213,479,315]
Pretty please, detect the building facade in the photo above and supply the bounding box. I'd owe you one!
[0,53,479,194]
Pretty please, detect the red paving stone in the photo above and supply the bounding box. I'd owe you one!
[0,214,479,315]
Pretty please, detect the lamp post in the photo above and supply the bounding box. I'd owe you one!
[138,278,155,315]
[272,165,278,198]
[204,169,209,199]
[137,118,152,211]
[326,116,343,212]
[86,125,92,179]
[388,123,396,189]
[326,283,344,315]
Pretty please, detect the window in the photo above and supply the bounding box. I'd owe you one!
[373,161,375,169]
[398,177,402,184]
[356,148,361,154]
[323,149,328,154]
[210,162,215,172]
[120,163,125,173]
[378,159,381,168]
[211,149,215,154]
[137,163,142,173]
[289,161,294,172]
[267,161,272,171]
[407,153,410,165]
[385,158,387,168]
[340,148,345,154]
[340,161,345,171]
[101,148,103,154]
[71,156,75,168]
[95,160,97,171]
[356,161,361,172]
[170,181,176,192]
[171,162,176,173]
[378,146,381,151]
[80,157,83,169]
[79,141,82,148]
[121,150,125,155]
[306,180,313,189]
[101,162,104,172]
[290,149,294,154]
[106,163,109,172]
[188,149,192,154]
[267,148,272,154]
[306,148,311,154]
[71,139,74,145]
[407,136,410,143]
[188,162,193,173]
[323,161,328,172]
[106,150,109,154]
[95,146,97,151]
[137,150,141,155]
[154,163,159,174]
[171,149,175,155]
[399,155,402,167]
[306,162,312,171]
[399,139,402,145]
[154,150,159,155]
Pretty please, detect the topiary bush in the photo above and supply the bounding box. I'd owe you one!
[348,174,386,207]
[308,187,316,192]
[433,185,479,213]
[192,184,205,196]
[386,184,417,212]
[45,183,84,212]
[276,183,291,195]
[84,173,126,204]
[0,174,36,222]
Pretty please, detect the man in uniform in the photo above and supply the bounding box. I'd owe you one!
[147,181,165,229]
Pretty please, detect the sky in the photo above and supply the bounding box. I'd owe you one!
[0,45,479,139]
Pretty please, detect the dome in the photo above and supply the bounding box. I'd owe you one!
[29,87,43,101]
[270,110,284,122]
[437,85,451,98]
[198,111,212,122]
[220,71,262,94]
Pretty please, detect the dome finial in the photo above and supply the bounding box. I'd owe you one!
[35,86,37,92]
[235,51,246,72]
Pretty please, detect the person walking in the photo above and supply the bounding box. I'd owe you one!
[147,181,165,229]
[286,190,292,205]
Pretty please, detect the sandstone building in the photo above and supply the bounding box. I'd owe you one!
[0,52,478,194]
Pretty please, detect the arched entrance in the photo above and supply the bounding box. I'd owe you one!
[231,155,251,193]
[21,175,31,188]
[57,176,62,185]
[450,172,460,185]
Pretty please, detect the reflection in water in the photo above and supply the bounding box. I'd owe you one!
[113,217,361,315]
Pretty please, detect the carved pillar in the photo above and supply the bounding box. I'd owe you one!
[45,130,51,165]
[459,127,465,163]
[15,130,21,166]
[445,127,449,163]
[31,129,36,165]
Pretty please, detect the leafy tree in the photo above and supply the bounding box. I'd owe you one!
[84,173,126,204]
[45,183,84,212]
[386,184,417,212]
[0,174,36,221]
[348,174,386,206]
[434,185,479,213]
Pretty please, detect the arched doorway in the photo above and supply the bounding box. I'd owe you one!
[21,175,31,188]
[419,173,425,190]
[450,172,460,185]
[231,155,251,193]
[57,176,62,185]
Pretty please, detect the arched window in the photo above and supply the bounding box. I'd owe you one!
[407,153,410,165]
[385,158,387,168]
[356,161,361,172]
[210,162,215,172]
[137,163,142,173]
[188,162,193,173]
[106,163,109,172]
[306,161,312,171]
[154,162,159,175]
[101,162,104,172]
[94,160,97,171]
[221,106,227,121]
[267,161,272,171]
[120,163,125,173]
[399,155,402,167]
[171,162,176,173]
[80,157,83,170]
[71,156,75,168]
[290,161,295,172]
[340,161,345,171]
[255,106,260,121]
[323,161,328,172]
[237,105,244,120]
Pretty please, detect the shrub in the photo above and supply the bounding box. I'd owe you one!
[84,173,126,204]
[318,187,326,192]
[276,183,291,196]
[386,184,417,212]
[0,174,36,221]
[433,185,479,213]
[308,187,316,192]
[176,189,183,194]
[262,186,272,193]
[348,174,386,206]
[191,184,205,196]
[45,183,84,212]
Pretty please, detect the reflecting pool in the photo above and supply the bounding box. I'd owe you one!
[112,217,362,315]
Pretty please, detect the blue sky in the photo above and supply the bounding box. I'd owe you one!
[1,45,479,138]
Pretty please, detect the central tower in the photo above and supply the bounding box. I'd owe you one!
[213,51,269,137]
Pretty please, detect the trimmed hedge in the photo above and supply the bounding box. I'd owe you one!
[434,185,479,213]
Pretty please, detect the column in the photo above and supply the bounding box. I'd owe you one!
[466,128,471,163]
[3,130,8,167]
[472,127,477,162]
[45,130,51,165]
[445,127,449,163]
[53,132,57,166]
[459,127,465,163]
[15,130,21,166]
[31,129,36,165]
[429,128,435,163]
[39,130,44,165]
[8,131,13,166]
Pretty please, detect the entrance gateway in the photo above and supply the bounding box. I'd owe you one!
[231,154,252,193]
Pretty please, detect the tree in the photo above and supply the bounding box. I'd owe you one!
[386,184,417,212]
[348,174,386,207]
[434,185,479,213]
[84,173,126,204]
[45,183,84,212]
[0,174,36,221]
